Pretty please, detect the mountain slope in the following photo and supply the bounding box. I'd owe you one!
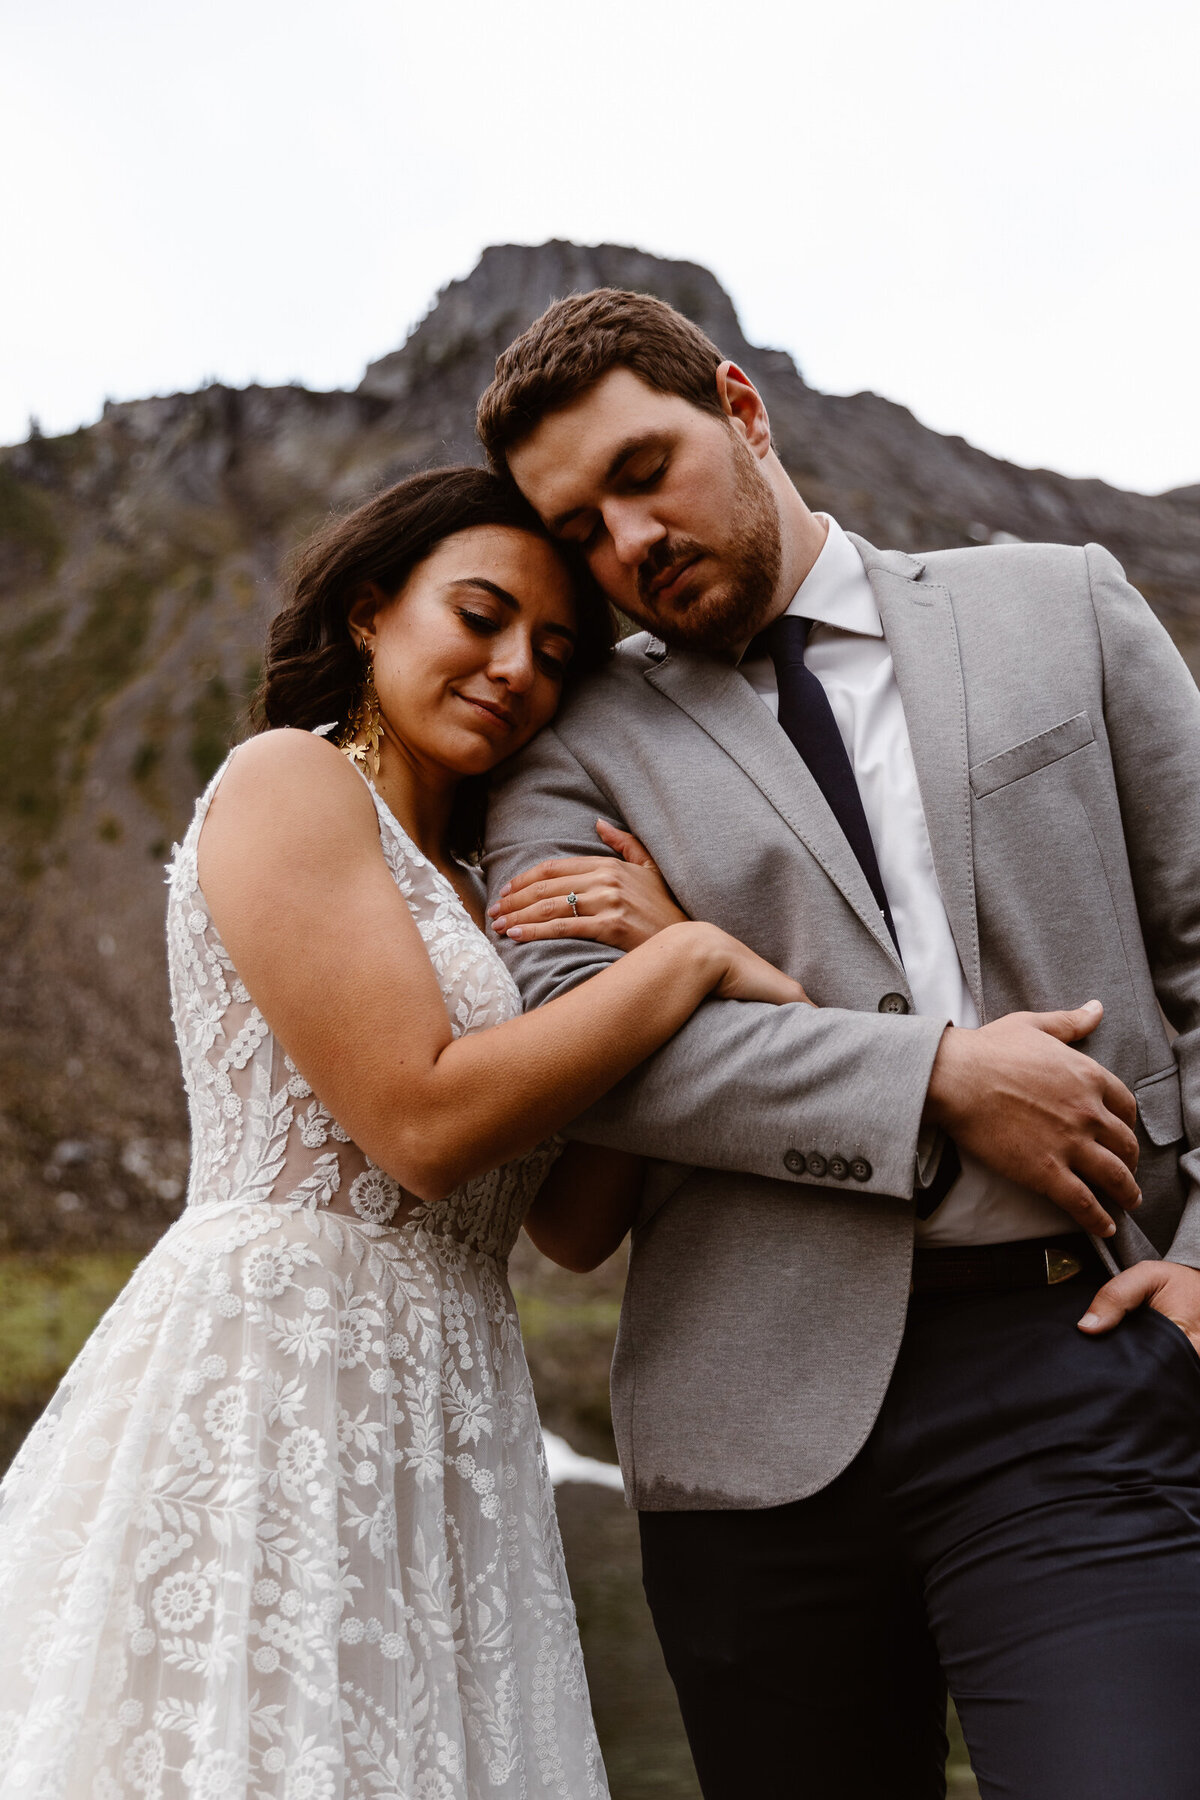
[0,239,1197,1246]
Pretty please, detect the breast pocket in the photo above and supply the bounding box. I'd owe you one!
[1136,1067,1185,1147]
[969,712,1096,799]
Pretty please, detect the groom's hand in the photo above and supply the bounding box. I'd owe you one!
[924,1001,1141,1238]
[1079,1260,1200,1355]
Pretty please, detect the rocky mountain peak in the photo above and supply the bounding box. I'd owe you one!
[359,239,799,417]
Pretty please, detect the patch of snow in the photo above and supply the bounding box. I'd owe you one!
[542,1431,625,1492]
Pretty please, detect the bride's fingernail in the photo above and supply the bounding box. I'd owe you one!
[507,926,524,940]
[500,883,512,897]
[492,915,507,930]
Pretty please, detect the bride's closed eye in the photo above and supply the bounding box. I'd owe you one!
[458,607,501,635]
[458,608,569,681]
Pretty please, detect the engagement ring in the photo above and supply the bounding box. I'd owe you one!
[566,892,580,917]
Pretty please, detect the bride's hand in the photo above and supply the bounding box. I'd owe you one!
[700,925,815,1007]
[490,819,689,951]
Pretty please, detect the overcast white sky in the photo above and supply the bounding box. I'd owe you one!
[3,0,1197,494]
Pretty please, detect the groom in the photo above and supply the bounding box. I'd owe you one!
[477,290,1200,1798]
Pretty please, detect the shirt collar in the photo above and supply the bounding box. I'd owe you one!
[782,514,882,639]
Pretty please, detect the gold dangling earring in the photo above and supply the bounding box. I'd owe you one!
[336,637,383,779]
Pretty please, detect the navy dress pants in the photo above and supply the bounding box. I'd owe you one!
[639,1251,1200,1799]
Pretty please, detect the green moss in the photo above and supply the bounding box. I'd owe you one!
[512,1292,622,1340]
[189,671,234,783]
[0,466,64,577]
[0,569,159,861]
[0,1252,142,1408]
[74,570,155,689]
[131,740,162,784]
[4,606,63,657]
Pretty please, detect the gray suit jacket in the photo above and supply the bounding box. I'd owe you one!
[484,538,1200,1510]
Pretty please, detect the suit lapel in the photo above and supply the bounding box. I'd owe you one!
[644,649,903,968]
[851,536,984,1014]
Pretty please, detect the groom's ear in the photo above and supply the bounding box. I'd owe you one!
[716,361,772,458]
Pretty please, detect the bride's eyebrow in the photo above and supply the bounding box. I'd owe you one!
[450,578,576,643]
[449,577,518,608]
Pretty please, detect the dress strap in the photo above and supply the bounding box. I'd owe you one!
[192,746,242,829]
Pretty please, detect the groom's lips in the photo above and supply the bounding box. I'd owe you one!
[645,555,703,608]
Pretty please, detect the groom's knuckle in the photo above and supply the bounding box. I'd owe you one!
[1037,1147,1061,1183]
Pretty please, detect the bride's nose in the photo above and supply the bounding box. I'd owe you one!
[487,630,536,693]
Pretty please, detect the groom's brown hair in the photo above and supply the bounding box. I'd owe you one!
[476,288,725,470]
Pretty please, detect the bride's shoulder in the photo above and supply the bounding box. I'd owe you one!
[206,728,376,841]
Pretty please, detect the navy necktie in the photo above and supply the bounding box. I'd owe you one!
[754,614,899,951]
[753,613,959,1218]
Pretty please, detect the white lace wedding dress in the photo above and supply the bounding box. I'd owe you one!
[0,751,608,1800]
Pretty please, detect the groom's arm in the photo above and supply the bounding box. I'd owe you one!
[1086,543,1200,1267]
[483,722,946,1201]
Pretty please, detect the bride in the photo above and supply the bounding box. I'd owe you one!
[0,467,808,1800]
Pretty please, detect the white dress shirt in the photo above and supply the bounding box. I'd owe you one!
[740,515,1067,1245]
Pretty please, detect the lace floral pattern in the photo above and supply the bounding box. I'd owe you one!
[0,753,601,1800]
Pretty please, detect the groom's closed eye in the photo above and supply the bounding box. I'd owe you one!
[622,459,667,491]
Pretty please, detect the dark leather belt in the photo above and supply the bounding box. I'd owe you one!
[910,1234,1094,1297]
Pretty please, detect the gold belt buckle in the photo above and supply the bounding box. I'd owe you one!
[1045,1248,1082,1285]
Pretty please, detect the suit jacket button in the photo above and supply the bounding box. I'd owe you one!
[850,1157,873,1182]
[806,1153,828,1179]
[879,993,910,1015]
[784,1149,805,1174]
[827,1155,850,1180]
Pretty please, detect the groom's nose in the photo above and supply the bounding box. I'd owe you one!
[604,498,665,569]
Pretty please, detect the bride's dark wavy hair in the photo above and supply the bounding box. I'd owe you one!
[254,466,617,857]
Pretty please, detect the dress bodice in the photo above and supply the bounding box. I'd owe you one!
[165,748,556,1260]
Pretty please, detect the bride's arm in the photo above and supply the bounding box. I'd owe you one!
[523,1144,645,1273]
[491,822,817,1004]
[198,730,808,1204]
[504,826,813,1276]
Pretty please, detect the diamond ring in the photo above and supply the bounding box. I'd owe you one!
[566,892,580,917]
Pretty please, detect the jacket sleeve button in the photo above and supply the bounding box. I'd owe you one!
[850,1157,873,1182]
[806,1153,828,1178]
[827,1155,850,1180]
[878,993,910,1015]
[784,1149,805,1174]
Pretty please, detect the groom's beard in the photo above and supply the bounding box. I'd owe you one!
[632,438,782,659]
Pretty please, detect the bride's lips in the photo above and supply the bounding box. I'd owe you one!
[646,555,702,608]
[455,691,517,731]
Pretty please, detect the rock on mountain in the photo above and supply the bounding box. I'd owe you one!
[0,239,1197,1247]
